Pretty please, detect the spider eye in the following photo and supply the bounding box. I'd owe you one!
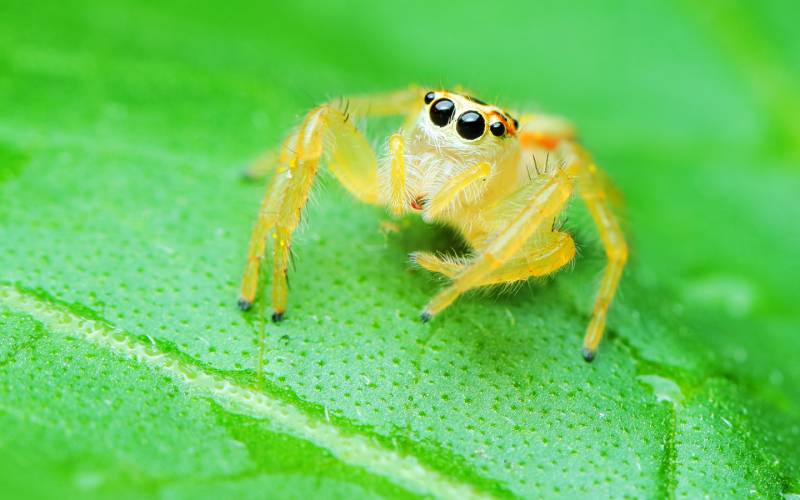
[456,111,485,140]
[429,98,455,127]
[424,91,435,104]
[490,122,506,137]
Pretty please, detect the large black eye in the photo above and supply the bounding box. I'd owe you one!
[456,111,485,140]
[490,122,506,137]
[424,91,435,104]
[429,98,455,127]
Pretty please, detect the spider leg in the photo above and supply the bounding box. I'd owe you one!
[423,162,491,221]
[243,86,425,179]
[411,252,468,277]
[388,133,405,216]
[420,170,574,321]
[239,134,298,310]
[573,152,628,362]
[344,85,425,122]
[243,148,280,180]
[242,127,301,180]
[412,231,575,285]
[239,105,380,317]
[515,119,627,362]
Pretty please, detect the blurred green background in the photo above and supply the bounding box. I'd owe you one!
[0,0,799,498]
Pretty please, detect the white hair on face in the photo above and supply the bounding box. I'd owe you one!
[415,111,505,160]
[378,94,513,212]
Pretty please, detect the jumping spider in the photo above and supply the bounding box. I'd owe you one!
[238,87,627,361]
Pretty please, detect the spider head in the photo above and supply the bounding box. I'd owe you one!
[397,90,519,214]
[418,90,518,154]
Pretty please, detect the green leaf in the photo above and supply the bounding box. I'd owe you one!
[1,0,798,498]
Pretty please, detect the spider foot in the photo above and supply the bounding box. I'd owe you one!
[420,311,432,323]
[238,298,253,311]
[271,311,285,323]
[581,347,596,363]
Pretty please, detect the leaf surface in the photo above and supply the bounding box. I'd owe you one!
[0,0,798,498]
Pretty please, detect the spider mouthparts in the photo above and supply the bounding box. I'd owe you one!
[410,195,428,211]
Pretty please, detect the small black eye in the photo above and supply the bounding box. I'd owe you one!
[490,122,506,137]
[456,111,485,140]
[429,98,455,127]
[424,91,435,104]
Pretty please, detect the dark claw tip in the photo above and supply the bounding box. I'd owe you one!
[271,311,285,323]
[238,299,253,311]
[420,311,432,323]
[581,347,596,363]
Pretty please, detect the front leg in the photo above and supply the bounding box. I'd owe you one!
[422,162,491,221]
[388,133,406,216]
[238,105,380,319]
[421,170,574,320]
[412,231,575,285]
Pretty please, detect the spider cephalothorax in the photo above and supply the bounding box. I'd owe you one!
[394,91,520,219]
[423,90,518,141]
[239,86,627,361]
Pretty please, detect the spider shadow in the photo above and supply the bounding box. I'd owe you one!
[389,215,470,258]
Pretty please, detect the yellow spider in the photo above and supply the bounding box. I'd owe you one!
[238,87,627,361]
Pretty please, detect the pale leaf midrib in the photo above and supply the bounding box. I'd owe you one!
[0,284,493,500]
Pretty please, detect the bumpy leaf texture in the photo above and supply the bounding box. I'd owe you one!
[0,0,798,498]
